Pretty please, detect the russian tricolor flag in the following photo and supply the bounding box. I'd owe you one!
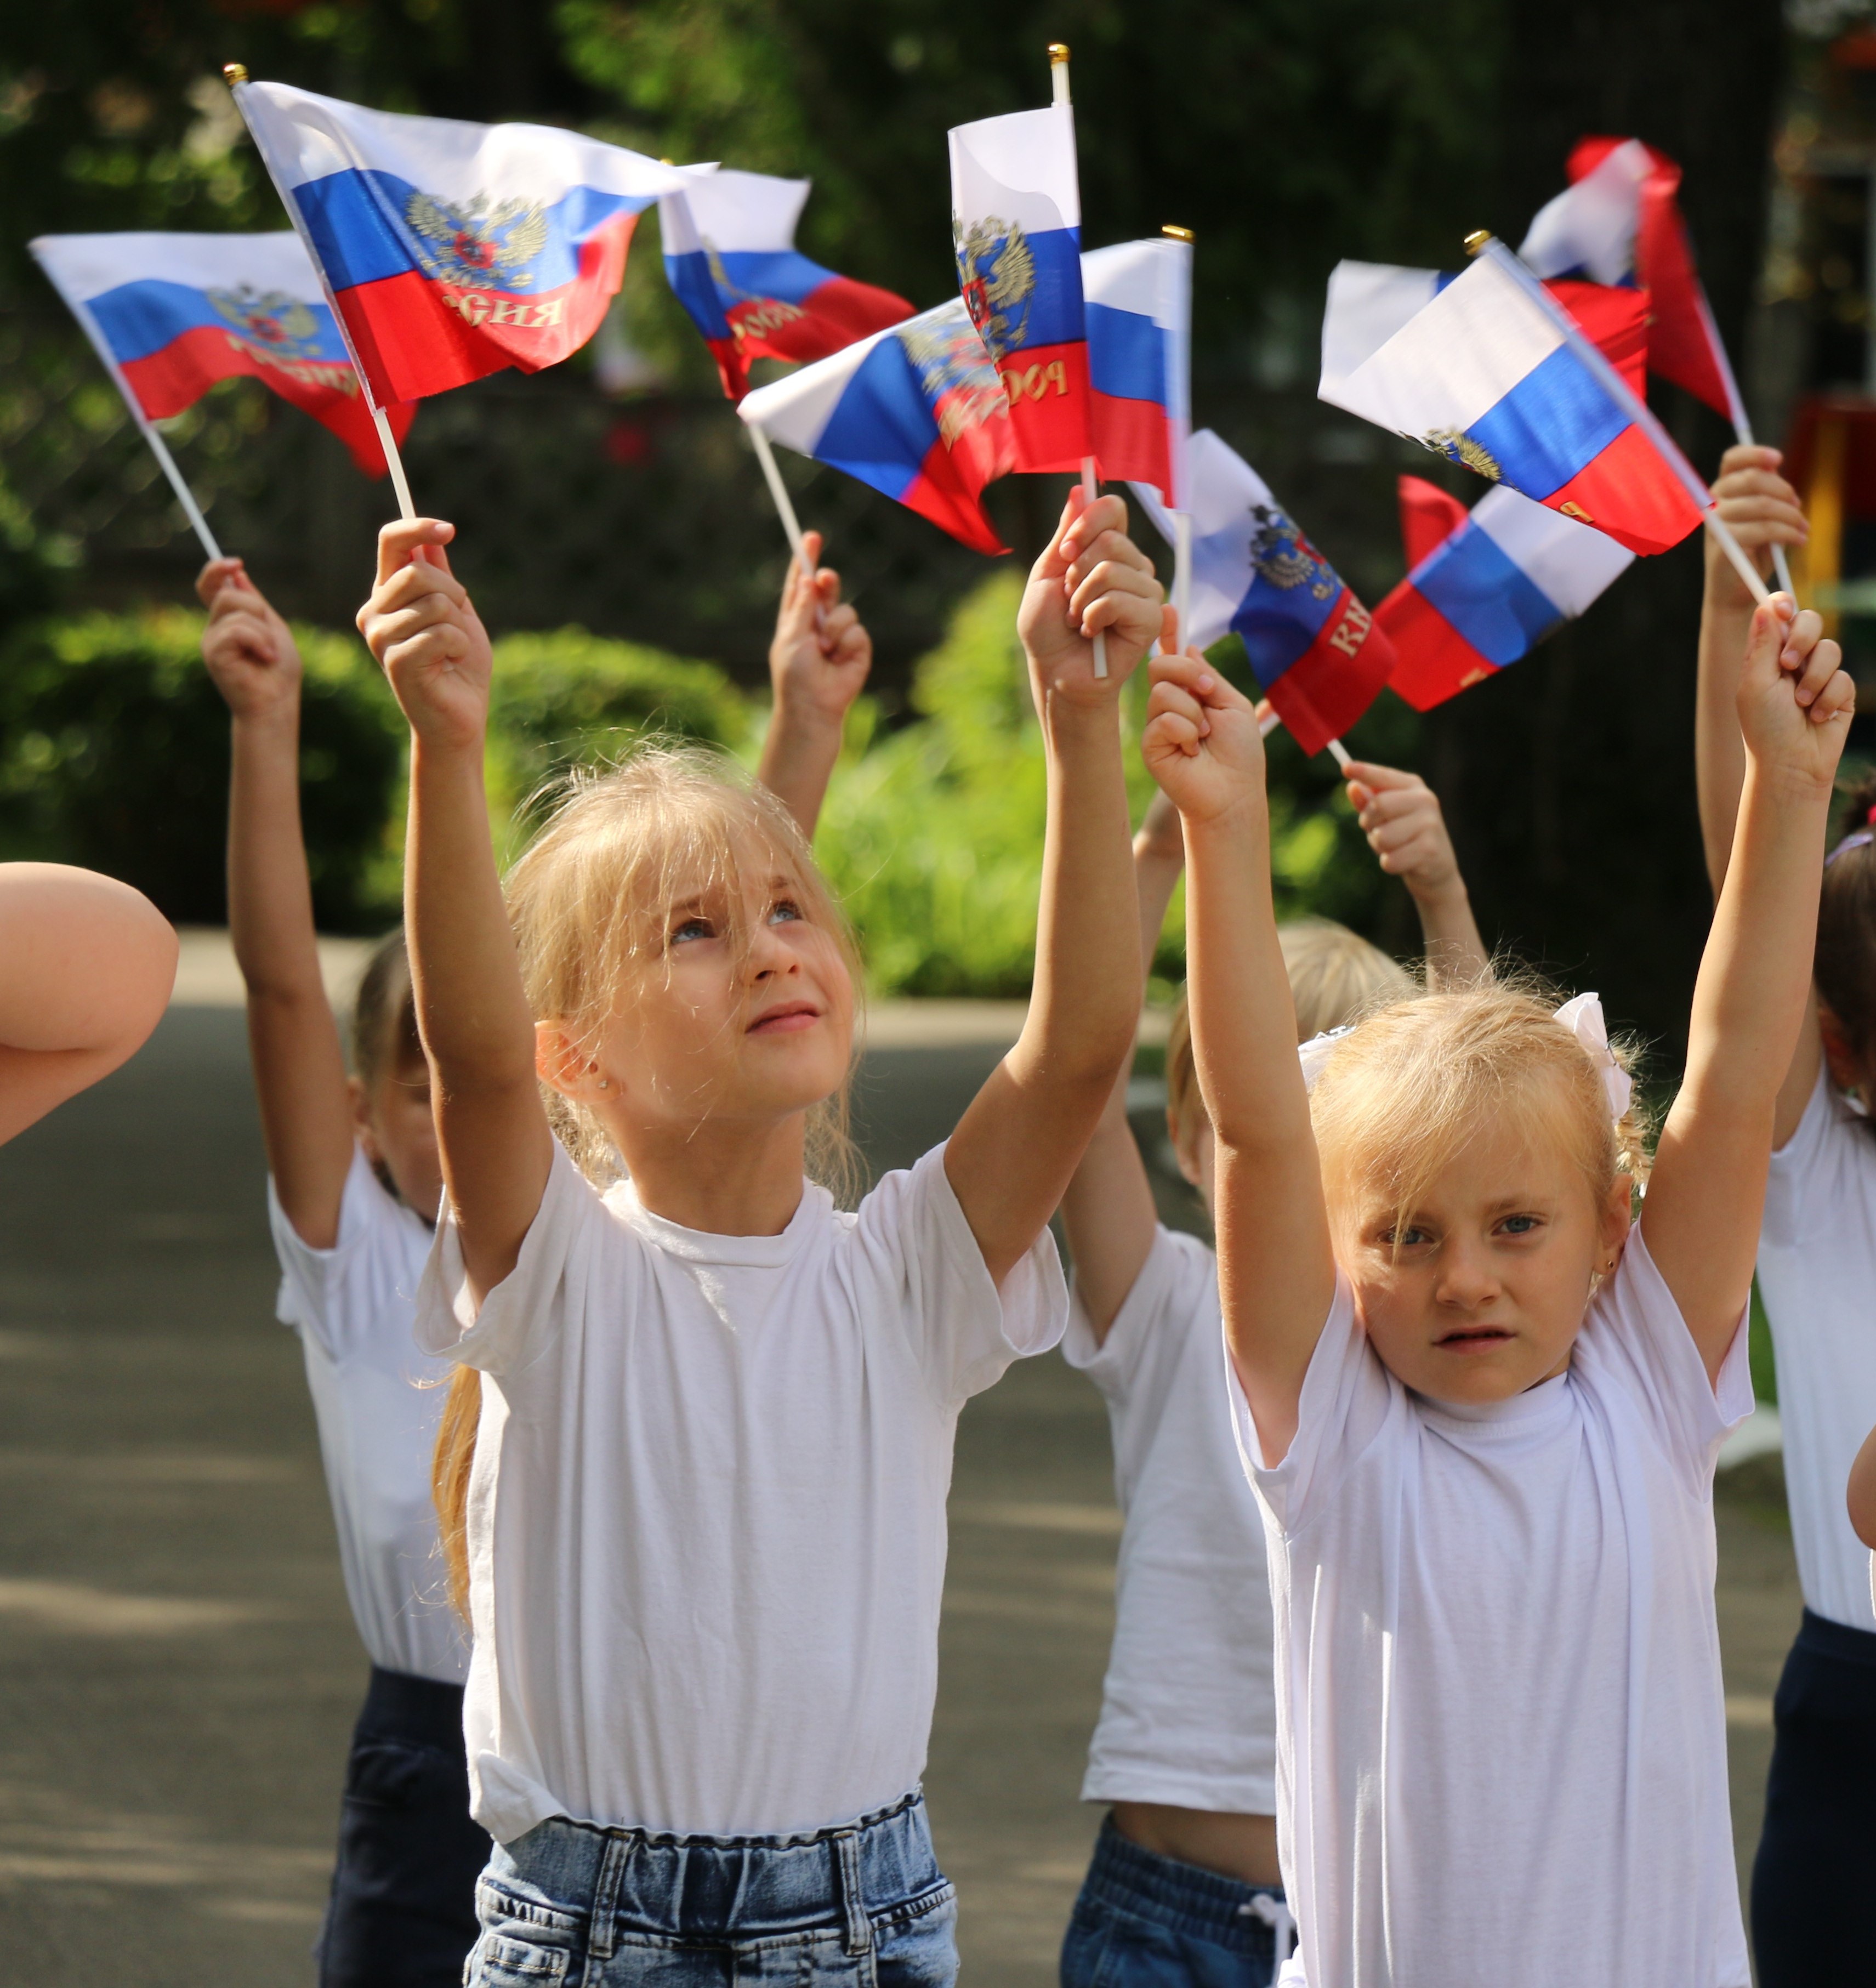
[30,230,414,478]
[1320,247,1707,557]
[1520,136,1747,431]
[1133,429,1393,757]
[948,104,1090,475]
[1375,476,1634,710]
[737,297,1014,555]
[233,79,684,407]
[660,168,913,401]
[1082,235,1191,502]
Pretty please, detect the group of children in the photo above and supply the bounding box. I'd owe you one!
[5,438,1864,1986]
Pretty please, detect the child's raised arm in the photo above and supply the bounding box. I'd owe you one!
[1341,760,1489,984]
[755,529,872,837]
[0,861,175,1145]
[943,491,1162,1288]
[198,558,356,1245]
[1694,447,1821,1145]
[356,521,553,1307]
[1142,651,1336,1462]
[1646,597,1854,1380]
[1058,788,1185,1337]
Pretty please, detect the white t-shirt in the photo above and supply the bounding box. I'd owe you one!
[1758,1068,1876,1630]
[415,1139,1066,1847]
[1064,1225,1276,1814]
[1241,1228,1752,1988]
[269,1146,468,1685]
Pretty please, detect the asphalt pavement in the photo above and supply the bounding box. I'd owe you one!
[0,999,1803,1985]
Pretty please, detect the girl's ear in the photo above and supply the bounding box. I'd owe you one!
[535,1020,601,1100]
[1599,1173,1634,1265]
[348,1073,385,1166]
[1818,1005,1867,1097]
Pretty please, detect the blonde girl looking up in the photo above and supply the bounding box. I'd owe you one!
[1140,591,1852,1988]
[355,492,1164,1988]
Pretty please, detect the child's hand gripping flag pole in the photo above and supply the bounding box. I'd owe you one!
[950,44,1104,670]
[1520,137,1793,597]
[225,66,685,519]
[1082,226,1195,646]
[737,297,1015,559]
[1131,428,1392,760]
[1320,234,1771,606]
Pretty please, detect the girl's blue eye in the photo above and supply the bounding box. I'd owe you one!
[671,916,713,945]
[1500,1214,1539,1235]
[1379,1225,1431,1248]
[769,898,804,925]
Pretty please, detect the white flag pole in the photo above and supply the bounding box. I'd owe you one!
[225,64,417,522]
[1472,236,1772,609]
[1161,224,1196,656]
[1257,704,1349,765]
[1051,41,1109,679]
[747,422,816,583]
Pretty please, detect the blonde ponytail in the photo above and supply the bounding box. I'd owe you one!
[433,1364,481,1622]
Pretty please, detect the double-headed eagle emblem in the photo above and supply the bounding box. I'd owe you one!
[953,214,1034,362]
[208,285,321,363]
[1420,427,1501,482]
[898,308,1006,448]
[404,191,549,291]
[1247,504,1337,600]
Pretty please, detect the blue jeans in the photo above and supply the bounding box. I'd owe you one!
[467,1788,957,1986]
[1060,1819,1288,1988]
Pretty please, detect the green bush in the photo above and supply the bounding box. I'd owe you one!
[0,608,403,929]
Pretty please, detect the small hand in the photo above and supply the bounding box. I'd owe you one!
[1341,760,1463,905]
[1141,642,1267,824]
[197,558,303,722]
[769,529,872,728]
[1738,594,1855,788]
[1706,444,1807,610]
[1018,488,1163,705]
[356,520,493,751]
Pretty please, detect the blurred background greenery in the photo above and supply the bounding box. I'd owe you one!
[4,0,1869,1043]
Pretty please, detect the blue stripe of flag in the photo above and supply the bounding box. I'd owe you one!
[293,168,643,294]
[1230,573,1341,688]
[83,277,349,366]
[1085,302,1168,406]
[1465,344,1628,501]
[1415,521,1562,666]
[808,334,933,502]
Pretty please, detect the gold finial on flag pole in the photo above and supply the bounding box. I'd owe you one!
[1049,42,1071,64]
[1049,43,1072,107]
[223,63,248,86]
[1162,225,1195,243]
[1464,230,1493,256]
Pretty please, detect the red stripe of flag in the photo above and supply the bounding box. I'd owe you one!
[997,340,1092,475]
[1265,589,1396,758]
[1374,580,1500,712]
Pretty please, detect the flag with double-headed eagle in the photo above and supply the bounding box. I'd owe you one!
[660,168,914,401]
[1319,247,1708,558]
[1520,137,1747,431]
[230,78,685,407]
[1132,430,1394,757]
[948,104,1092,475]
[737,297,1014,554]
[30,230,414,478]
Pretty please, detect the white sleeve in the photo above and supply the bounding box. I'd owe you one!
[268,1146,405,1362]
[1062,1226,1215,1407]
[1578,1225,1753,1484]
[1763,1069,1854,1248]
[851,1141,1068,1408]
[1231,1272,1394,1532]
[413,1141,609,1377]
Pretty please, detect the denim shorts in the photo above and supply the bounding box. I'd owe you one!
[1060,1817,1291,1988]
[466,1787,958,1987]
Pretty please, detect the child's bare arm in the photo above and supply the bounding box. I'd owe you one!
[0,862,175,1145]
[755,530,872,837]
[1143,651,1337,1462]
[1341,760,1488,985]
[198,558,356,1246]
[1695,447,1821,1144]
[945,492,1162,1288]
[1646,597,1853,1379]
[357,521,553,1306]
[1059,789,1185,1337]
[1849,1423,1876,1551]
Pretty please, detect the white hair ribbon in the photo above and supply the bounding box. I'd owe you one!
[1297,1024,1355,1094]
[1552,991,1632,1122]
